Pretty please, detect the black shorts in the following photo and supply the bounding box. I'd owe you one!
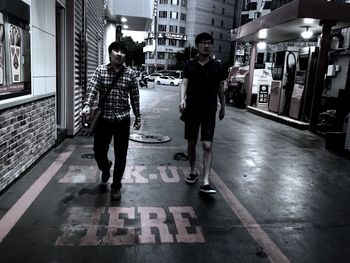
[184,115,216,141]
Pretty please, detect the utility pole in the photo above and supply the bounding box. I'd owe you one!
[153,0,158,72]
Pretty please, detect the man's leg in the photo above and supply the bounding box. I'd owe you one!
[198,116,216,194]
[111,117,130,190]
[187,138,197,174]
[202,141,213,186]
[184,118,200,184]
[94,119,113,174]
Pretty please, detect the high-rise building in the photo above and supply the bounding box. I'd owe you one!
[239,0,293,25]
[144,0,236,71]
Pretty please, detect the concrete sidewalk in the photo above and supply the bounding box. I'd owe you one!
[1,85,350,263]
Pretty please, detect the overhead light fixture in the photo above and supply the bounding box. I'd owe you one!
[258,29,267,39]
[121,17,127,23]
[303,18,314,25]
[257,41,266,50]
[301,27,313,39]
[122,25,129,29]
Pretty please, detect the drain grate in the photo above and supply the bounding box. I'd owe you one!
[129,133,171,143]
[81,153,94,159]
[79,127,93,137]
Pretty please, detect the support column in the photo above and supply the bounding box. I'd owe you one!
[309,20,336,132]
[246,42,257,107]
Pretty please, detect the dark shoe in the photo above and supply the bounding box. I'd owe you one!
[101,161,112,183]
[199,184,216,194]
[185,173,199,184]
[111,187,121,201]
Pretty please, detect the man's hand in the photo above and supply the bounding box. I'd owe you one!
[81,105,90,118]
[179,100,186,113]
[219,107,225,120]
[133,116,141,130]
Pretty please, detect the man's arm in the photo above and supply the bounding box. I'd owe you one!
[129,71,141,129]
[179,78,188,113]
[82,67,100,117]
[218,80,225,120]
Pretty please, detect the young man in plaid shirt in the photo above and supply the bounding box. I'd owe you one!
[82,42,141,200]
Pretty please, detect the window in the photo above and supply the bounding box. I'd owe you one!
[171,0,179,5]
[180,13,186,21]
[221,20,224,27]
[180,27,185,34]
[159,0,168,4]
[169,25,177,33]
[211,18,214,25]
[219,46,222,52]
[169,39,177,46]
[158,38,166,45]
[158,24,167,32]
[0,10,31,101]
[264,1,272,9]
[222,8,225,15]
[170,12,178,19]
[159,11,167,18]
[220,33,223,40]
[178,40,185,47]
[181,0,187,7]
[149,52,154,59]
[158,52,165,59]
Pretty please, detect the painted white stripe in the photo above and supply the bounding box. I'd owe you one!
[0,146,76,243]
[80,144,185,149]
[210,170,290,263]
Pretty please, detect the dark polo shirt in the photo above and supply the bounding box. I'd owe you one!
[183,57,226,119]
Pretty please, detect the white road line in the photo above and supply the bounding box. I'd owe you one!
[210,170,290,263]
[0,146,76,243]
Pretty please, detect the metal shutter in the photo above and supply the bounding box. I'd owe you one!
[72,0,105,135]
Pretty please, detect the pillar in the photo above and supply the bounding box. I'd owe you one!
[309,20,337,132]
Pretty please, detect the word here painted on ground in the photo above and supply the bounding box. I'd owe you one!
[55,206,205,246]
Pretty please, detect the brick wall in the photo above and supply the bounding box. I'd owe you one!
[0,96,56,192]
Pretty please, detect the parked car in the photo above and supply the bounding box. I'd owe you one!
[145,72,163,82]
[155,76,180,86]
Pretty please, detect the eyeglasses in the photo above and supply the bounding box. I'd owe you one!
[111,49,126,56]
[198,41,213,47]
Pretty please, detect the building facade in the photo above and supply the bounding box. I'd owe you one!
[144,0,236,71]
[0,0,104,192]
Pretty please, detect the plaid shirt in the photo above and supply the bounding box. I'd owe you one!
[84,64,140,120]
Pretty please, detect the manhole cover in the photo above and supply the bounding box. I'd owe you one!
[129,133,171,143]
[81,153,94,159]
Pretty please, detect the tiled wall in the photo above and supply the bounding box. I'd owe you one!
[31,0,56,96]
[0,96,56,192]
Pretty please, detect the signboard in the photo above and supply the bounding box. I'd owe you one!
[147,32,187,40]
[258,84,269,104]
[0,7,31,100]
[9,24,21,83]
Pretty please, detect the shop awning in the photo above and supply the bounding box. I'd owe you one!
[231,0,350,44]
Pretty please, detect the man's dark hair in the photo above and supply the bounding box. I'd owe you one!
[195,32,214,45]
[108,41,127,56]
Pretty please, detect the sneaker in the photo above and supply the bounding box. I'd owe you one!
[185,173,199,184]
[101,161,112,183]
[111,188,121,200]
[199,184,216,194]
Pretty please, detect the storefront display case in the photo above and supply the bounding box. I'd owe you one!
[0,0,31,101]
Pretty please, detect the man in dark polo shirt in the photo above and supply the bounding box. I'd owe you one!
[179,32,226,194]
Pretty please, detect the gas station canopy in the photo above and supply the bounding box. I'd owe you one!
[231,0,350,44]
